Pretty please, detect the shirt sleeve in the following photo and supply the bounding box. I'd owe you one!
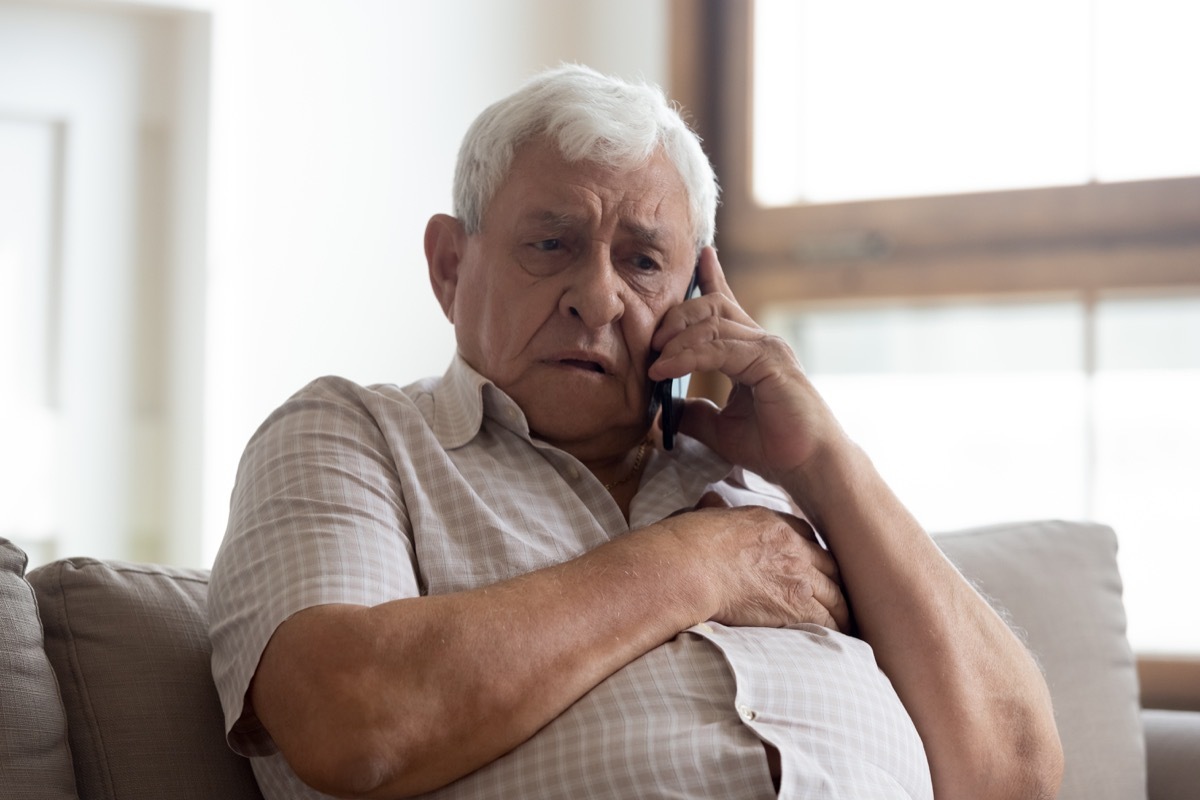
[208,376,420,756]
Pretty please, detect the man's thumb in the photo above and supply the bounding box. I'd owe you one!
[676,397,720,450]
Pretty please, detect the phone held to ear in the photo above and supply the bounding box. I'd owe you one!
[650,268,701,450]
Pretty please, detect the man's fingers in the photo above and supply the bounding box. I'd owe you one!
[781,528,848,632]
[650,320,793,388]
[780,515,841,583]
[650,274,760,356]
[684,502,851,632]
[807,571,851,633]
[807,539,841,584]
[781,516,849,631]
[675,397,720,448]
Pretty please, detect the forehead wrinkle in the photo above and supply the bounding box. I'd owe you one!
[519,205,665,247]
[615,195,676,248]
[636,190,691,249]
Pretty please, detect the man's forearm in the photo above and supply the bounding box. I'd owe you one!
[251,521,714,799]
[783,438,1064,800]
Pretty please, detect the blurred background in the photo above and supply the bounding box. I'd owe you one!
[1,0,1196,658]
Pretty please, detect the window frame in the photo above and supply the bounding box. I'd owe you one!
[669,0,1200,320]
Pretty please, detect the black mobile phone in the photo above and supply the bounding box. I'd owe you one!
[650,267,701,450]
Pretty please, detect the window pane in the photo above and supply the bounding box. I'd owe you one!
[763,295,1200,653]
[754,0,1091,204]
[754,0,1200,205]
[1095,0,1200,182]
[763,301,1089,531]
[1093,295,1200,652]
[774,302,1083,374]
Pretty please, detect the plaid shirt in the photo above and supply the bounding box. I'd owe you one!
[210,355,933,799]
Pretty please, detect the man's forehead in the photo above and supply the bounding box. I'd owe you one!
[500,151,692,240]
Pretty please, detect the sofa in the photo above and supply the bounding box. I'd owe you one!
[2,520,1197,800]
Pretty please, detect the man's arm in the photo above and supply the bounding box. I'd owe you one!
[652,247,1064,800]
[785,440,1063,799]
[250,501,845,799]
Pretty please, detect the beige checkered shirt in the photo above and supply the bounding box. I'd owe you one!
[209,355,933,799]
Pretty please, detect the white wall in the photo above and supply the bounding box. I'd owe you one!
[201,0,669,561]
[0,3,188,563]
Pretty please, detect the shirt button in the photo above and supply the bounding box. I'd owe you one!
[505,407,519,421]
[696,622,714,634]
[737,704,757,722]
[566,465,580,480]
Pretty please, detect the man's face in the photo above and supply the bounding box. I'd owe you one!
[440,142,697,453]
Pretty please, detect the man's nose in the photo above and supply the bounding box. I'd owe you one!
[559,251,625,329]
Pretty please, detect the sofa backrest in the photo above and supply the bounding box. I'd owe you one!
[25,553,264,800]
[3,521,1146,800]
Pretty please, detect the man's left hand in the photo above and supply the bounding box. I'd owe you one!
[648,247,846,487]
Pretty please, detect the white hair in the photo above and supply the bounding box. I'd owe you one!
[452,63,719,250]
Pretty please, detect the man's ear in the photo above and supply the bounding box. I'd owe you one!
[425,214,467,323]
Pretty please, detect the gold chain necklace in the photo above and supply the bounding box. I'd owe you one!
[603,439,651,492]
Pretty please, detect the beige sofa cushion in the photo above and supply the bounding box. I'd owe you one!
[0,537,79,799]
[935,520,1146,800]
[28,556,263,800]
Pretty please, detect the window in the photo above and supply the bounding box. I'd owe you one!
[763,293,1200,652]
[752,0,1200,205]
[671,0,1200,653]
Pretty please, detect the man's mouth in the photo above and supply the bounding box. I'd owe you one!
[557,358,607,374]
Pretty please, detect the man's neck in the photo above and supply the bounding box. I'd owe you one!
[537,426,657,492]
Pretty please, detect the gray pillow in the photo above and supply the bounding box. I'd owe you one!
[28,556,263,800]
[0,537,78,799]
[935,520,1146,800]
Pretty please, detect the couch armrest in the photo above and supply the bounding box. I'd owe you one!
[1144,709,1200,800]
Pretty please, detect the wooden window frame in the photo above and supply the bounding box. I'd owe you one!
[670,0,1200,321]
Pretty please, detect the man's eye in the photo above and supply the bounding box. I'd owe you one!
[633,255,660,271]
[533,238,562,252]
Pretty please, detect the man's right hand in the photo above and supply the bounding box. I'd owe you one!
[659,494,851,633]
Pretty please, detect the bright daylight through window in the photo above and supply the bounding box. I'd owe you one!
[753,0,1200,205]
[763,296,1200,653]
[750,0,1200,653]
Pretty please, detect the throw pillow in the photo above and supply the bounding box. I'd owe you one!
[936,520,1146,800]
[0,537,78,799]
[28,556,264,800]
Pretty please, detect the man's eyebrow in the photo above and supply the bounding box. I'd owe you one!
[518,211,671,247]
[624,222,667,248]
[520,210,576,231]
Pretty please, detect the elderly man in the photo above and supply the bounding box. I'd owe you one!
[210,65,1063,799]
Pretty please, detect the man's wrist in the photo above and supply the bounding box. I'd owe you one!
[639,515,723,627]
[779,435,870,534]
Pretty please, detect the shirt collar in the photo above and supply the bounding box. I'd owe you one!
[429,354,748,513]
[629,433,734,522]
[430,353,531,449]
